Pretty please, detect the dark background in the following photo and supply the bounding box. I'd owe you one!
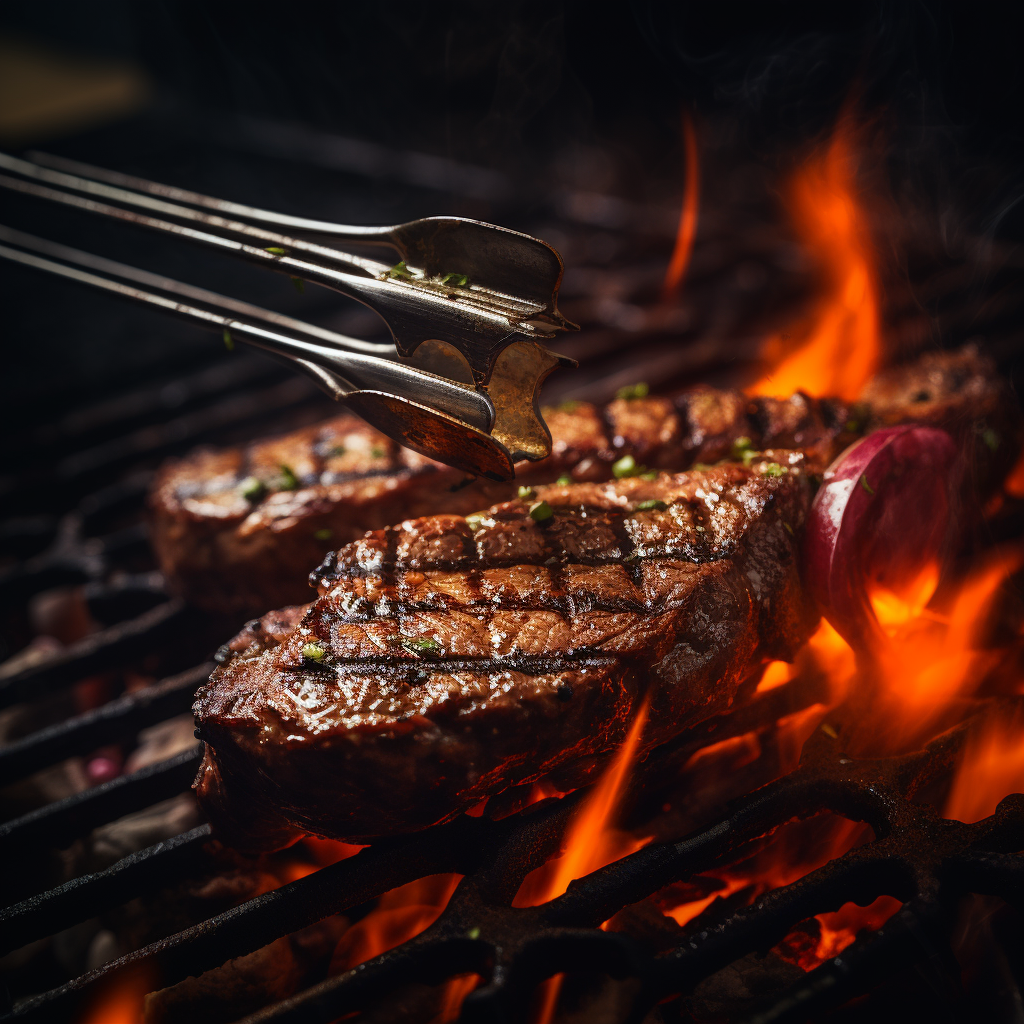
[2,0,1023,426]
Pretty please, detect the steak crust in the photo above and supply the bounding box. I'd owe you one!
[151,346,1012,618]
[193,455,816,851]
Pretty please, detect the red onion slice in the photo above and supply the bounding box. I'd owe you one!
[804,424,958,646]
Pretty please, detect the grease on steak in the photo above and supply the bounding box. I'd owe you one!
[193,456,815,851]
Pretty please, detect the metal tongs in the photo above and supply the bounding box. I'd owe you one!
[0,150,579,480]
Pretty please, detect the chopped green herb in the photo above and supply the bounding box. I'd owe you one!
[239,476,266,502]
[612,454,637,478]
[981,427,1000,452]
[222,327,234,351]
[441,272,469,287]
[278,464,299,491]
[465,512,488,531]
[844,419,861,433]
[388,260,414,279]
[327,444,346,457]
[289,276,305,293]
[762,462,786,477]
[640,470,658,481]
[517,485,535,500]
[301,642,326,662]
[782,520,795,536]
[556,475,572,486]
[636,499,668,511]
[859,473,875,496]
[691,462,710,471]
[557,400,580,413]
[732,436,755,455]
[616,382,649,401]
[371,446,386,458]
[529,500,554,522]
[313,528,333,541]
[264,247,287,255]
[466,926,481,941]
[400,636,442,657]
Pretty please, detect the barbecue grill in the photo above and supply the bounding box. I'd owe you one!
[3,65,1024,1024]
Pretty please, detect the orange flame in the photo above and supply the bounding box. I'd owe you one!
[658,548,1019,966]
[77,968,154,1024]
[661,813,901,971]
[330,874,462,974]
[751,120,880,400]
[945,710,1024,824]
[514,700,651,910]
[1006,449,1024,499]
[513,701,650,1023]
[847,550,1022,755]
[662,112,700,299]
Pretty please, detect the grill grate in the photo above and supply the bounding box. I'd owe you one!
[2,112,1023,1024]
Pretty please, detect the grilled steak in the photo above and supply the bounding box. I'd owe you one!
[151,345,1014,617]
[193,456,816,851]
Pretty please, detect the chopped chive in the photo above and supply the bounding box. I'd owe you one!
[327,444,346,457]
[783,521,795,536]
[278,464,299,491]
[465,512,488,531]
[691,462,710,471]
[222,327,234,351]
[529,500,554,522]
[441,272,469,287]
[616,382,649,401]
[762,462,786,477]
[557,400,580,412]
[264,247,287,255]
[313,528,333,541]
[636,499,668,511]
[556,475,572,486]
[981,427,1000,452]
[371,446,386,458]
[640,470,658,481]
[517,485,535,500]
[388,260,414,279]
[612,454,637,478]
[289,276,305,293]
[400,636,442,657]
[466,926,481,940]
[239,476,266,501]
[859,473,875,495]
[731,436,755,459]
[301,641,326,662]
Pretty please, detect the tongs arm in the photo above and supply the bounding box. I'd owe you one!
[0,151,577,385]
[0,228,522,478]
[27,150,407,240]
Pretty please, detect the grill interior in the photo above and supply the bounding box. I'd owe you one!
[2,103,1024,1024]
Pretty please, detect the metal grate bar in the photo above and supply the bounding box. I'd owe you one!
[0,745,202,857]
[0,601,193,709]
[0,663,213,783]
[226,707,1024,1024]
[731,898,955,1024]
[1,809,516,1024]
[50,378,326,491]
[0,524,152,608]
[0,824,213,956]
[17,353,282,459]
